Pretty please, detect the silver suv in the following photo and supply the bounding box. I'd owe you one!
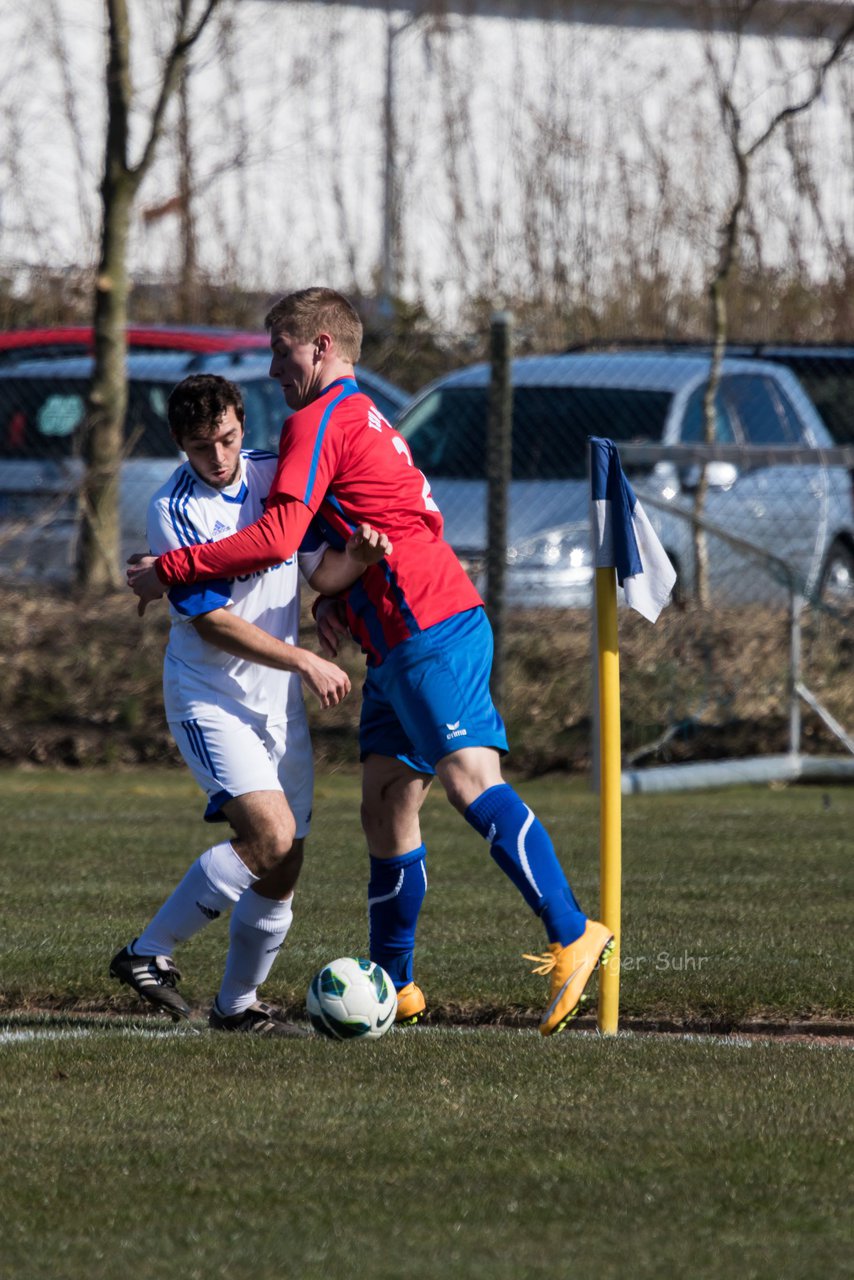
[396,352,854,607]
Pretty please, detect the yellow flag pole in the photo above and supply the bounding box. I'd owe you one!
[595,565,621,1035]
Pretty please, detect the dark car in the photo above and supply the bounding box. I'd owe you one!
[0,349,408,582]
[575,340,854,448]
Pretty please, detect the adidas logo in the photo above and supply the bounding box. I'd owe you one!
[212,520,232,537]
[196,902,222,921]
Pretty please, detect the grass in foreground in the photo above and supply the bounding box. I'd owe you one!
[2,769,852,1280]
[1,1021,850,1280]
[0,769,851,1024]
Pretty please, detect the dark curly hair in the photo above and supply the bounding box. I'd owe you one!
[167,374,245,444]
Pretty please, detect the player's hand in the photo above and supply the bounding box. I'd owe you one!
[315,596,349,658]
[298,651,351,708]
[127,553,165,616]
[345,523,392,566]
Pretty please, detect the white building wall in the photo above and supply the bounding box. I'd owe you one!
[0,0,852,323]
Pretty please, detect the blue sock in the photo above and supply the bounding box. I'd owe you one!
[368,845,428,991]
[465,784,587,946]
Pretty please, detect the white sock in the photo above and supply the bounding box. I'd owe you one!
[133,841,256,957]
[216,890,295,1016]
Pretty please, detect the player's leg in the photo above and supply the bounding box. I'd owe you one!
[361,753,432,1023]
[211,716,313,1036]
[110,711,275,1020]
[438,745,613,1035]
[383,607,614,1035]
[359,664,435,1023]
[437,745,587,943]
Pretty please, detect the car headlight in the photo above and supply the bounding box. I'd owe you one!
[507,525,593,572]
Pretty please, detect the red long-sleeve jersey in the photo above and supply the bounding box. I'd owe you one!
[157,377,482,664]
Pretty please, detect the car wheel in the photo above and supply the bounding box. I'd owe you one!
[819,539,854,604]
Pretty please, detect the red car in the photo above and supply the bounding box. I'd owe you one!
[0,324,269,361]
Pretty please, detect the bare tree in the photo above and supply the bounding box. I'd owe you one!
[692,2,854,606]
[78,0,222,590]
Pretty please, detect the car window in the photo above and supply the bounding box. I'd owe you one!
[125,383,180,457]
[0,377,180,460]
[0,382,84,458]
[768,383,807,443]
[722,375,799,444]
[766,358,854,446]
[680,384,736,443]
[239,379,290,452]
[399,384,673,480]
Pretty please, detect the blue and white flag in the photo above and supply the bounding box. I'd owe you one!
[589,437,676,623]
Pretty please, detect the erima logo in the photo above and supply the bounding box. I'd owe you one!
[196,903,221,921]
[212,520,232,537]
[445,720,468,740]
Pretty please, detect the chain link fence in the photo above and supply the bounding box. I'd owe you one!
[393,339,854,773]
[1,336,852,773]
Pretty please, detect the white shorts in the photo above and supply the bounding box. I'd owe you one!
[169,706,314,837]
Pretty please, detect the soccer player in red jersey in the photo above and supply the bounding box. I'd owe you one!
[128,288,613,1034]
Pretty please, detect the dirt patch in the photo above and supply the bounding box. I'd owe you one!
[2,998,851,1047]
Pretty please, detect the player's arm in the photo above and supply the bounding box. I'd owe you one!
[313,596,350,659]
[191,609,351,708]
[307,523,393,596]
[127,494,314,614]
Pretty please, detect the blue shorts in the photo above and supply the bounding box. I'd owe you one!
[359,607,508,774]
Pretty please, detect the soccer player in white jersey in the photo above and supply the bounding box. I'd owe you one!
[110,374,390,1035]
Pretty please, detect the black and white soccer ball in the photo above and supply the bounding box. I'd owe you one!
[306,956,397,1040]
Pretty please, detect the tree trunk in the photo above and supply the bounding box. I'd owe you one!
[78,176,134,590]
[77,0,135,591]
[76,0,221,590]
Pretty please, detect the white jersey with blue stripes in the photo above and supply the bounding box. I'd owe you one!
[147,450,327,723]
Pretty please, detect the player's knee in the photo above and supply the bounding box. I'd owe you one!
[247,814,298,876]
[360,797,380,843]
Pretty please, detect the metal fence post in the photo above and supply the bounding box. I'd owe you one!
[486,310,513,706]
[788,590,803,756]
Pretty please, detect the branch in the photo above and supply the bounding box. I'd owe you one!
[747,15,854,158]
[131,0,222,182]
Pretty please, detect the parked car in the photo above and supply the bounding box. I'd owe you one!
[396,352,854,607]
[0,349,408,582]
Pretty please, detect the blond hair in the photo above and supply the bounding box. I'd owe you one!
[265,288,363,363]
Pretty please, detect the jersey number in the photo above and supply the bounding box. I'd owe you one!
[392,436,440,512]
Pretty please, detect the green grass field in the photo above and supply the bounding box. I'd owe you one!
[1,769,852,1279]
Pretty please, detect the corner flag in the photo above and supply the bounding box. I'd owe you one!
[590,436,676,622]
[589,437,676,1034]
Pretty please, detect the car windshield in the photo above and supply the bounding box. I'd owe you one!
[398,385,673,479]
[0,375,288,460]
[0,378,178,459]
